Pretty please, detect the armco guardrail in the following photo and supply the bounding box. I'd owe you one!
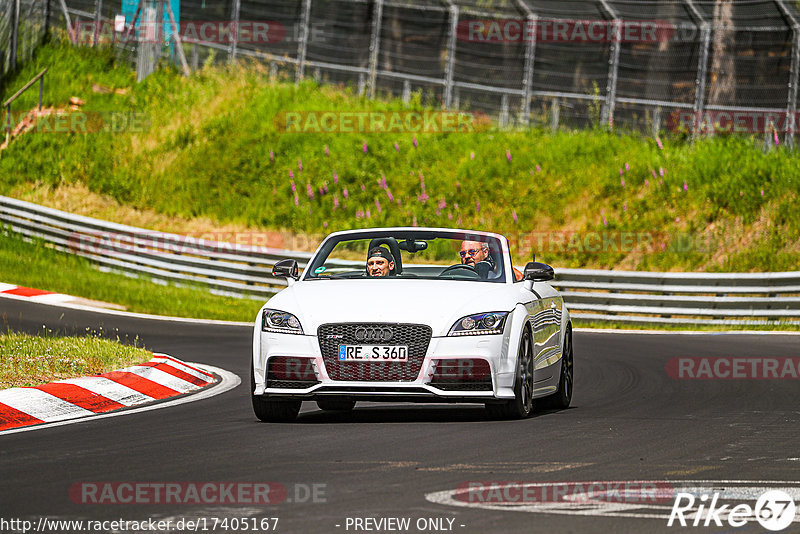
[2,195,799,326]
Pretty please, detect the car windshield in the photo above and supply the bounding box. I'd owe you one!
[304,230,506,283]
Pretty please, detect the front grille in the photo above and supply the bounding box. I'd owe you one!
[318,323,432,381]
[429,359,493,391]
[267,356,320,389]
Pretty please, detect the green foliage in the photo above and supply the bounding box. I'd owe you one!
[1,41,799,272]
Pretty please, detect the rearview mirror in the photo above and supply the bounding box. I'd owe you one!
[523,261,554,282]
[272,259,299,280]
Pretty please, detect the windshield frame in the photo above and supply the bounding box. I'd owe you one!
[302,227,512,284]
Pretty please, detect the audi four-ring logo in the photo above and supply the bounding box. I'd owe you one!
[354,327,394,342]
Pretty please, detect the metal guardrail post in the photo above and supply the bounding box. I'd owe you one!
[93,0,103,47]
[44,0,51,42]
[229,0,241,61]
[776,0,799,149]
[163,0,190,76]
[443,3,458,108]
[367,0,384,99]
[692,23,711,140]
[512,0,536,125]
[58,0,76,43]
[598,0,620,130]
[443,2,457,107]
[295,0,312,80]
[3,68,48,146]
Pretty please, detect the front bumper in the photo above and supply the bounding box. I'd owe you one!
[255,331,516,401]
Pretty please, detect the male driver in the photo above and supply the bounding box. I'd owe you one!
[366,246,395,277]
[460,240,523,281]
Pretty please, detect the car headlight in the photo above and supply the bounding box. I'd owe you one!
[448,311,509,336]
[262,309,304,334]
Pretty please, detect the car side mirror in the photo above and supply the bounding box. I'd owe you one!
[523,261,554,282]
[272,259,299,281]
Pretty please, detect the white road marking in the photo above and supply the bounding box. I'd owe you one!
[425,480,800,522]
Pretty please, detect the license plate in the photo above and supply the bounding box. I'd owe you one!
[338,345,408,361]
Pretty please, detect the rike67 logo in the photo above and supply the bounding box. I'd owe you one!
[668,489,796,531]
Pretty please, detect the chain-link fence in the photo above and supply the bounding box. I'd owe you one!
[0,0,49,89]
[33,0,800,143]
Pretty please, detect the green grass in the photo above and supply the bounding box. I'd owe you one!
[0,229,263,322]
[0,329,152,388]
[1,41,799,272]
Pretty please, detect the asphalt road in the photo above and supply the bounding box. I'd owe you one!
[1,298,799,534]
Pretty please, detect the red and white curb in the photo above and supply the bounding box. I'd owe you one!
[0,354,217,432]
[0,282,74,304]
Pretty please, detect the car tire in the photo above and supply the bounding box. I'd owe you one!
[540,324,573,410]
[316,399,356,411]
[251,364,301,423]
[485,327,534,420]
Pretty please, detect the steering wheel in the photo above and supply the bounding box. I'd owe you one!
[439,264,479,277]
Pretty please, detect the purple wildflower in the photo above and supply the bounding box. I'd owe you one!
[343,188,349,199]
[289,170,294,180]
[438,198,447,210]
[306,183,314,199]
[621,177,626,187]
[683,181,688,192]
[375,199,382,213]
[506,150,512,162]
[645,179,650,187]
[476,200,481,214]
[333,196,339,210]
[656,136,663,150]
[324,145,329,156]
[362,142,368,154]
[323,221,328,229]
[536,165,541,173]
[290,180,296,193]
[333,171,338,184]
[293,195,299,207]
[360,183,366,192]
[413,136,418,148]
[298,159,303,172]
[470,151,475,160]
[512,209,518,222]
[623,201,627,212]
[761,189,765,197]
[394,142,400,152]
[366,209,371,218]
[659,167,665,177]
[386,189,394,202]
[269,150,274,162]
[625,162,630,171]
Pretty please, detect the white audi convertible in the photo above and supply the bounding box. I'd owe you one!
[251,227,573,422]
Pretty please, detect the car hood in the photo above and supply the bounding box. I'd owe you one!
[266,279,521,336]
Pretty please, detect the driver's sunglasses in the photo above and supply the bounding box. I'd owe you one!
[459,248,482,258]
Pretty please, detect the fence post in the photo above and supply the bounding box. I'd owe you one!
[520,14,537,125]
[601,19,620,130]
[367,0,384,99]
[295,0,312,80]
[692,23,711,140]
[443,3,458,108]
[775,0,800,149]
[229,0,241,61]
[10,0,19,72]
[550,98,559,132]
[93,0,103,46]
[512,0,537,125]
